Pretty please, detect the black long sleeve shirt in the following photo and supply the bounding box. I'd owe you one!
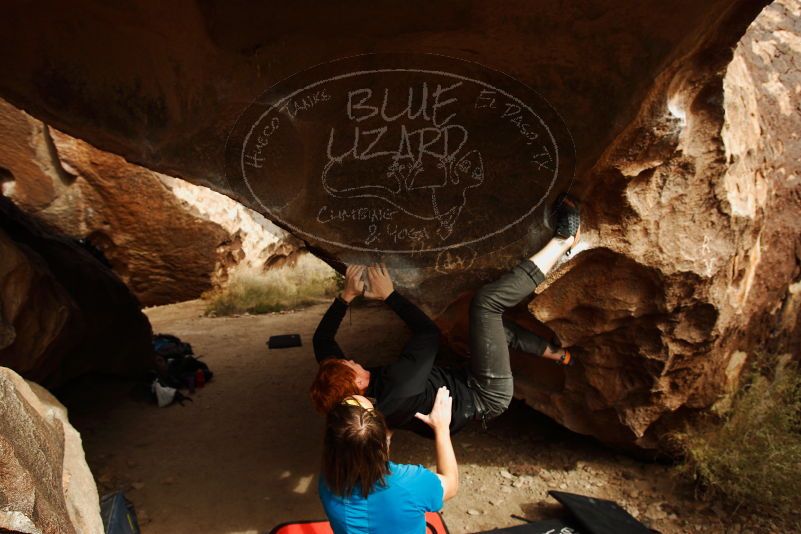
[312,291,474,438]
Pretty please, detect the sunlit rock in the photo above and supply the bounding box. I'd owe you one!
[0,366,103,534]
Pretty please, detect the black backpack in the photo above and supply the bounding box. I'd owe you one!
[152,333,193,359]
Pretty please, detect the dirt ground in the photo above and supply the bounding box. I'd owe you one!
[60,300,785,534]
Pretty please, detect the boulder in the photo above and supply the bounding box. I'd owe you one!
[0,99,228,306]
[517,0,801,447]
[0,366,103,534]
[1,0,798,448]
[721,0,801,358]
[0,98,319,305]
[0,1,767,192]
[157,174,318,288]
[0,195,152,388]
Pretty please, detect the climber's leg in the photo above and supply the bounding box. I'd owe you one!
[502,319,574,365]
[502,318,548,356]
[467,195,581,420]
[467,257,553,419]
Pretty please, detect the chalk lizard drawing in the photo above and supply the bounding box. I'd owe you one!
[321,149,485,240]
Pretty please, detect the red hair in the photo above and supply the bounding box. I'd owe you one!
[310,359,360,414]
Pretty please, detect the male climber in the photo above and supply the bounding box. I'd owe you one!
[310,196,581,436]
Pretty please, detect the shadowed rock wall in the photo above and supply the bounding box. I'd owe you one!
[0,196,152,388]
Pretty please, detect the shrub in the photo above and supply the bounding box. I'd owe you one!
[205,260,338,316]
[677,356,801,517]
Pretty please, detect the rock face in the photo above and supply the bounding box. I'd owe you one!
[0,195,152,388]
[517,0,801,447]
[0,0,767,189]
[1,0,798,448]
[721,0,801,358]
[0,98,319,305]
[0,366,103,534]
[157,174,315,287]
[0,99,229,306]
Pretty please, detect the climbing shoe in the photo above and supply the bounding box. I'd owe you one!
[558,348,574,366]
[548,337,575,367]
[554,193,581,240]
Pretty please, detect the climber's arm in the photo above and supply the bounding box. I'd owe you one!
[312,297,347,362]
[312,265,365,363]
[365,264,440,395]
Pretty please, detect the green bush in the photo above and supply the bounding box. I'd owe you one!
[205,266,338,316]
[677,356,801,517]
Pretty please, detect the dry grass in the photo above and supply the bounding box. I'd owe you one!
[677,356,801,518]
[205,261,340,316]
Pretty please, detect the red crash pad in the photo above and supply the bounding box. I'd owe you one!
[270,512,449,533]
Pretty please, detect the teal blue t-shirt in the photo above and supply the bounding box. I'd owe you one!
[319,461,444,534]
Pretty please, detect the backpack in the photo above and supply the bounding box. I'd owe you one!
[152,333,193,359]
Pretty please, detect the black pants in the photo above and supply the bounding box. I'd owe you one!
[467,259,547,419]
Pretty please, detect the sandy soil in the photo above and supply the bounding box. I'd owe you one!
[60,300,782,534]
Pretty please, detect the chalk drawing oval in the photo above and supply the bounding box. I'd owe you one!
[225,53,575,259]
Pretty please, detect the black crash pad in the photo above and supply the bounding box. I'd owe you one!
[479,518,582,533]
[549,491,653,534]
